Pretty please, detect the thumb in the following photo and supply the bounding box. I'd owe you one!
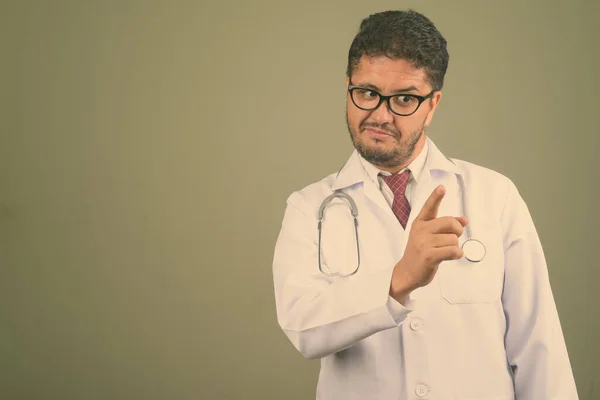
[455,216,468,227]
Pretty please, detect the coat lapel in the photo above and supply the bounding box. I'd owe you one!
[406,137,461,230]
[330,137,462,232]
[331,150,398,222]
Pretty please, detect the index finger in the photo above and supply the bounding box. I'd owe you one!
[415,185,446,222]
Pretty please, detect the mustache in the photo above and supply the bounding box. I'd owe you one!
[360,122,399,136]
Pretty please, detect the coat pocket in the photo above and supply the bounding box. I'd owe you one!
[437,233,504,304]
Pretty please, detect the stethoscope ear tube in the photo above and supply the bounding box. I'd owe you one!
[317,190,360,277]
[317,191,358,220]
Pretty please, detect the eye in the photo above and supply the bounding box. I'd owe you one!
[356,89,377,98]
[392,95,417,107]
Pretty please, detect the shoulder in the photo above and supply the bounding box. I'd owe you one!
[450,158,536,243]
[452,157,508,182]
[451,157,517,194]
[450,157,525,224]
[284,172,338,217]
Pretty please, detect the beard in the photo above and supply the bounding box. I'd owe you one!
[346,110,425,168]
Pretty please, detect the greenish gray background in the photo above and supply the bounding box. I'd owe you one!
[1,0,598,399]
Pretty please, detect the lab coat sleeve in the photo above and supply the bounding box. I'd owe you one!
[501,180,579,399]
[273,192,414,359]
[387,295,416,323]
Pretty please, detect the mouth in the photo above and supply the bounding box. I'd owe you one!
[363,127,394,140]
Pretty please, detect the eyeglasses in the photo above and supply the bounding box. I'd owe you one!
[347,81,436,116]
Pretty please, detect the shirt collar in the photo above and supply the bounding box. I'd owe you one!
[331,136,459,191]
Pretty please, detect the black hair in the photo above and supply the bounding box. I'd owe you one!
[346,10,449,91]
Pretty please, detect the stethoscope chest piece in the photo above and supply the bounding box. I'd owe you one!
[462,238,486,262]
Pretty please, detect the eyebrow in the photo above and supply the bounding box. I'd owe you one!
[353,82,421,94]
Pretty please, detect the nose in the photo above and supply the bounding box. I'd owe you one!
[369,99,394,124]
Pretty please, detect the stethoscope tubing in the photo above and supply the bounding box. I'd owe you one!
[317,172,486,277]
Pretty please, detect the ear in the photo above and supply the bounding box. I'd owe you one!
[423,91,442,128]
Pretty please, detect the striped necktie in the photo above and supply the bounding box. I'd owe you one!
[381,170,411,229]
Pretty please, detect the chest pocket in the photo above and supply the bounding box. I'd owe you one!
[437,226,505,304]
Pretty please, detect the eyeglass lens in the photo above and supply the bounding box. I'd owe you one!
[351,88,420,115]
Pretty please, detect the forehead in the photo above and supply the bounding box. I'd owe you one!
[352,55,430,91]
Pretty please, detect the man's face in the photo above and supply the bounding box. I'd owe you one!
[346,55,442,172]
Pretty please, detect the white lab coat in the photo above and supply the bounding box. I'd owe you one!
[272,136,579,399]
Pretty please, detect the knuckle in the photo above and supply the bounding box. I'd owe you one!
[446,217,455,232]
[424,252,435,264]
[453,219,461,234]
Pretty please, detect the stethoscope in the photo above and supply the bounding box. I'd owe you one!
[317,172,486,278]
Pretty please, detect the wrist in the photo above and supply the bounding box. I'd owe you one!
[389,262,415,303]
[389,281,412,304]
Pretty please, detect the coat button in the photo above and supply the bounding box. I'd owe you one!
[415,384,429,397]
[409,318,424,331]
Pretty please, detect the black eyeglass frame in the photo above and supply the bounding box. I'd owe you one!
[347,82,437,116]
